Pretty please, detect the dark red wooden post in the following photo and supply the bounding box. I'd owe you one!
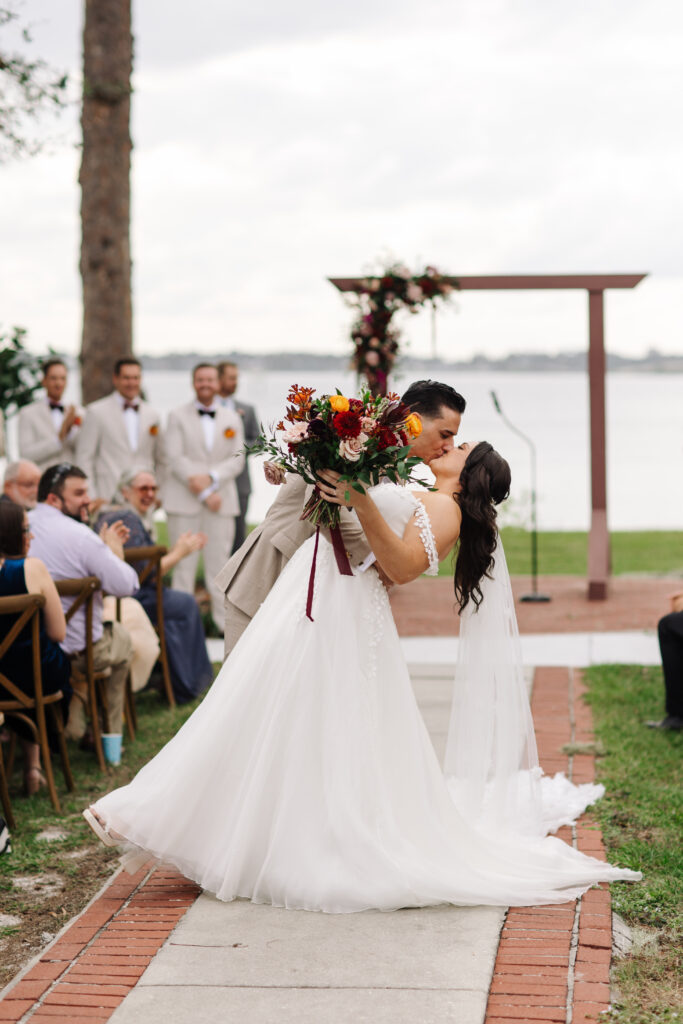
[328,273,647,601]
[587,289,609,600]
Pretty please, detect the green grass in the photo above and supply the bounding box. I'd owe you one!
[437,529,683,577]
[583,664,683,1022]
[0,675,217,987]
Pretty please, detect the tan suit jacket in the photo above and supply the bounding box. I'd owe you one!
[215,475,372,619]
[76,393,165,501]
[18,398,83,473]
[162,402,245,517]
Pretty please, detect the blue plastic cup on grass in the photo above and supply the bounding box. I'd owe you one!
[101,733,122,766]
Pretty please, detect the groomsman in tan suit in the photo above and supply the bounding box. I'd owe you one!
[163,363,244,633]
[215,379,467,658]
[18,359,84,473]
[76,357,165,502]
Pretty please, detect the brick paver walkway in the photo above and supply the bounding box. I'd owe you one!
[390,574,671,635]
[483,667,614,1024]
[0,866,200,1022]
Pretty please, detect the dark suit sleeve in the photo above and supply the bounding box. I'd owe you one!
[242,404,260,447]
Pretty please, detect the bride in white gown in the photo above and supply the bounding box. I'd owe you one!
[86,441,640,913]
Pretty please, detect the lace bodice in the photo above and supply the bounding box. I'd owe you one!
[368,484,440,576]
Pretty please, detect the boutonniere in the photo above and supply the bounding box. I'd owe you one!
[73,415,82,426]
[224,428,236,439]
[149,424,159,436]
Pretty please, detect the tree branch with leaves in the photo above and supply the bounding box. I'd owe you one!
[0,5,69,162]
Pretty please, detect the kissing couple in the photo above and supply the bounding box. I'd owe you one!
[85,380,640,913]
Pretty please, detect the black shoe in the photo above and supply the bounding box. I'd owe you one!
[645,716,683,731]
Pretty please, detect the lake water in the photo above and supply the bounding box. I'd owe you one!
[4,369,682,531]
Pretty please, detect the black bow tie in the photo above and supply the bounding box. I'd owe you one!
[49,402,64,412]
[123,402,139,412]
[198,408,216,418]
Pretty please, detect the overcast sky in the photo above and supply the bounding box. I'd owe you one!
[1,0,682,361]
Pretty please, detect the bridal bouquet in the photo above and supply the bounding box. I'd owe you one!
[247,383,427,530]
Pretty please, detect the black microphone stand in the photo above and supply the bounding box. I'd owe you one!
[490,390,550,603]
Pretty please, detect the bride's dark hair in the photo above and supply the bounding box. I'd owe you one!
[454,442,511,612]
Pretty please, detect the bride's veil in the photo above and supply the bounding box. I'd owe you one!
[443,538,547,837]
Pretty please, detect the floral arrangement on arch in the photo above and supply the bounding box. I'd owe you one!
[347,261,457,396]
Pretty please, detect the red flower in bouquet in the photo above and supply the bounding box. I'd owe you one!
[332,410,362,439]
[377,427,400,451]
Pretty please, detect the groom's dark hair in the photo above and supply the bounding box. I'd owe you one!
[401,380,466,418]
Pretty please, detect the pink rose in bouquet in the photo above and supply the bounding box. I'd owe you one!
[338,434,369,462]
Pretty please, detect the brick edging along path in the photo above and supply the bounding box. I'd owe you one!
[484,667,614,1024]
[1,666,615,1024]
[0,865,200,1023]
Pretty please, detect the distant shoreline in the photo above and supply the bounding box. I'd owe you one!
[56,350,683,374]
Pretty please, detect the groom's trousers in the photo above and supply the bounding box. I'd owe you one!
[657,611,683,717]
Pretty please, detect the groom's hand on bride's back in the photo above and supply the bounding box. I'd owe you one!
[374,565,394,590]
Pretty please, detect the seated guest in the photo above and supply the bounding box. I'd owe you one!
[0,499,71,794]
[96,468,213,703]
[647,590,683,731]
[101,595,160,696]
[29,464,138,742]
[2,461,41,510]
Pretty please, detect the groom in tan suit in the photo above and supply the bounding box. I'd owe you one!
[163,363,244,632]
[18,358,84,473]
[76,358,165,502]
[216,379,466,658]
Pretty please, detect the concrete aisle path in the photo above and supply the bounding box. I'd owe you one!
[107,669,505,1024]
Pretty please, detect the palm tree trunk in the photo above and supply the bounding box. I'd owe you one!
[79,0,133,404]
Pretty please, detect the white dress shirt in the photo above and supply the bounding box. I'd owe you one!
[195,401,218,453]
[115,391,140,452]
[48,398,65,434]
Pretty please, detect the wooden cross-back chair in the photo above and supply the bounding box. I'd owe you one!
[117,545,175,739]
[55,576,110,772]
[0,593,74,813]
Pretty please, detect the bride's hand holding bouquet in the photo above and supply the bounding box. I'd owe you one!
[247,384,427,530]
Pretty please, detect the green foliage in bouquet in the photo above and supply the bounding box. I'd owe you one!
[247,384,430,528]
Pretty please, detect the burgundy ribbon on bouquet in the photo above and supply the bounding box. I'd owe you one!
[305,524,353,622]
[329,525,353,577]
[305,527,321,622]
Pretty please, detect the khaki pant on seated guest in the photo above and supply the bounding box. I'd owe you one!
[65,620,133,740]
[103,596,160,693]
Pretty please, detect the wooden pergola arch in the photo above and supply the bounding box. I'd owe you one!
[329,273,648,601]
